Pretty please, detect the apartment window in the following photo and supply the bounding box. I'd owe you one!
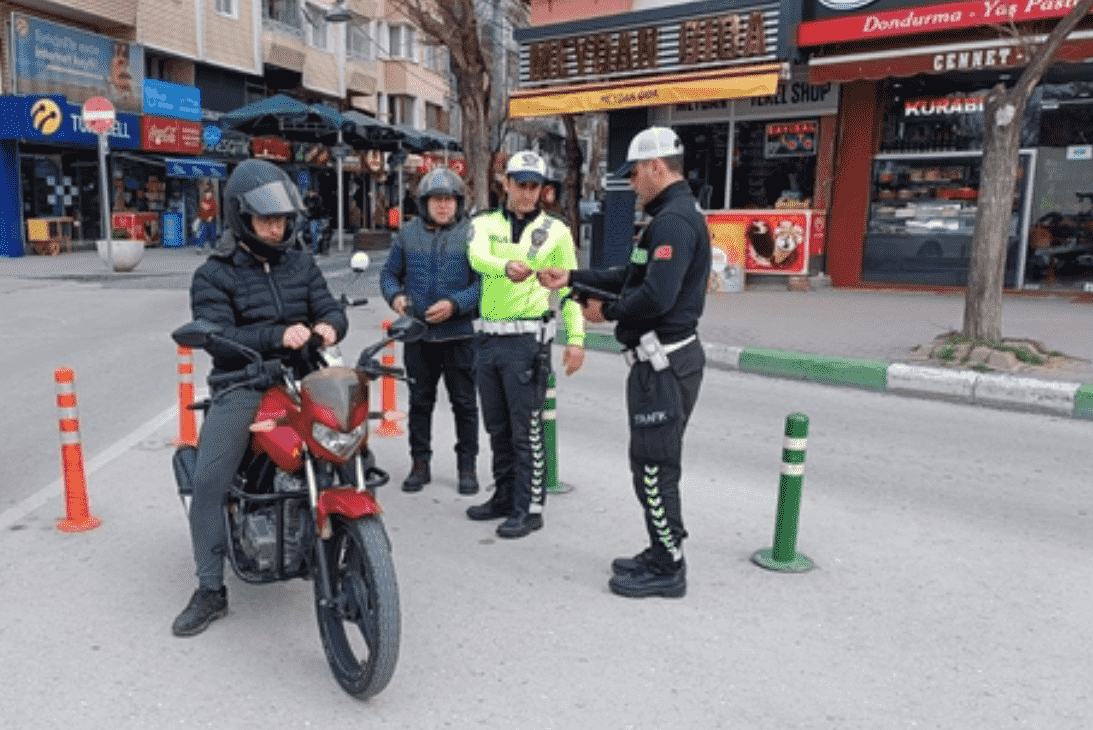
[306,5,328,49]
[423,43,447,73]
[426,103,449,134]
[215,0,236,18]
[348,20,372,61]
[388,25,414,60]
[265,0,301,28]
[388,95,414,126]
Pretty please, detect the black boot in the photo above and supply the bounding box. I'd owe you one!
[466,490,511,521]
[402,461,430,492]
[496,509,543,538]
[608,561,686,599]
[172,586,228,636]
[457,470,479,495]
[611,547,657,575]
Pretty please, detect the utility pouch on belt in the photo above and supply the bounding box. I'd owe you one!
[639,331,671,372]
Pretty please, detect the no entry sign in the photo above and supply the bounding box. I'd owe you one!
[82,96,115,134]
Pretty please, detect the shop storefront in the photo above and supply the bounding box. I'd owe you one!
[0,13,145,257]
[512,0,799,269]
[0,95,141,255]
[800,0,1093,291]
[648,75,839,276]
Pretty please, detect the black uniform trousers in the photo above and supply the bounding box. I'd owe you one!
[403,338,479,471]
[474,332,550,515]
[626,339,705,570]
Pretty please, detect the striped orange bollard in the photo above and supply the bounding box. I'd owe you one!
[175,346,198,447]
[54,368,101,532]
[376,319,404,437]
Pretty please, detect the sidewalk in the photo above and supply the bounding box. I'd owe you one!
[5,245,1092,417]
[572,278,1093,419]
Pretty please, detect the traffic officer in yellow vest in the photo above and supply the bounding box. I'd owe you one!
[466,150,586,538]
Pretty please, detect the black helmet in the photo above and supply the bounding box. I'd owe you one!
[416,166,466,226]
[224,159,305,256]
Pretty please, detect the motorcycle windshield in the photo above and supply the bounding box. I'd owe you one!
[301,366,370,431]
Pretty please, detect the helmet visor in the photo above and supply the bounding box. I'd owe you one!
[238,180,304,218]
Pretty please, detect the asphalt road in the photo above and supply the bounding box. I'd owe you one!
[1,327,1089,729]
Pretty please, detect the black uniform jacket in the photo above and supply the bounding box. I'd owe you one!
[570,181,710,349]
[190,233,349,375]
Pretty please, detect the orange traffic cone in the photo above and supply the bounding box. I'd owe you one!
[54,368,101,532]
[175,346,198,447]
[376,319,404,437]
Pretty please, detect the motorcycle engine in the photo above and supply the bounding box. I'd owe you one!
[237,470,308,573]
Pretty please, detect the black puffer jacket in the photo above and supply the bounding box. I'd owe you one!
[190,232,349,375]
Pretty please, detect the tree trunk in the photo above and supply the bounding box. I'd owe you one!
[460,91,492,213]
[963,85,1024,342]
[561,114,583,244]
[958,0,1093,341]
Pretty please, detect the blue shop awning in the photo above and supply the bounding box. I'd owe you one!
[164,158,228,179]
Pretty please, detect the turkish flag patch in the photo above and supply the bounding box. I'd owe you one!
[654,245,673,260]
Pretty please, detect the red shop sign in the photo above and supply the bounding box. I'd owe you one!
[798,1,1093,48]
[252,136,292,162]
[142,116,202,154]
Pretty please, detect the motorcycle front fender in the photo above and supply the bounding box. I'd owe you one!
[316,488,382,538]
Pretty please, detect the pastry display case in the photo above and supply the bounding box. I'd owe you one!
[862,152,1033,286]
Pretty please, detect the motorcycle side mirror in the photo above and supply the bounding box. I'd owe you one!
[386,315,426,343]
[172,319,223,348]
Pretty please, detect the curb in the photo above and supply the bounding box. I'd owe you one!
[564,327,1093,419]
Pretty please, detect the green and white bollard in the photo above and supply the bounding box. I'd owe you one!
[751,413,815,573]
[543,372,573,494]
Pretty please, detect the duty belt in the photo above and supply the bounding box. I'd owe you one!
[622,334,697,367]
[479,319,557,338]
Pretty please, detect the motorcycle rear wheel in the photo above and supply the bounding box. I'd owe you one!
[314,516,400,699]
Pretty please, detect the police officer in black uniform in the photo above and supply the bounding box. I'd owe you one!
[538,127,709,598]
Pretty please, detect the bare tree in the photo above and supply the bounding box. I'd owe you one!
[386,0,528,211]
[965,0,1093,341]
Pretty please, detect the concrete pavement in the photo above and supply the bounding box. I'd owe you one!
[4,244,1092,417]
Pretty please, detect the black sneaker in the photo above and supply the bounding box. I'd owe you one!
[457,470,479,495]
[496,510,543,539]
[172,586,228,636]
[608,562,686,599]
[466,494,512,521]
[611,547,657,576]
[402,461,430,493]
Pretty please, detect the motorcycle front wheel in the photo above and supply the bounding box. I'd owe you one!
[314,516,400,699]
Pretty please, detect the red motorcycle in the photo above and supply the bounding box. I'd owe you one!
[171,260,423,700]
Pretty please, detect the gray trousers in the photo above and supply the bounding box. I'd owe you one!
[189,386,263,589]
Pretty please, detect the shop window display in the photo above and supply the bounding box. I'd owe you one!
[864,153,1032,287]
[730,121,815,210]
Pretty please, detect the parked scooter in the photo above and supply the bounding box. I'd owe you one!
[171,253,424,699]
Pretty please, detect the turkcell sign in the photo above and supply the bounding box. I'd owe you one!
[143,78,201,121]
[0,95,138,148]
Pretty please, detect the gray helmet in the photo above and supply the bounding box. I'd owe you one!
[224,159,305,254]
[416,166,466,225]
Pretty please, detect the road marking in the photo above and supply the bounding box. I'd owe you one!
[0,403,178,532]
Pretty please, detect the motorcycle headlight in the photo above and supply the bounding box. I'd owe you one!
[311,421,368,459]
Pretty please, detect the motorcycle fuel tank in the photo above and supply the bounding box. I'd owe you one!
[252,386,304,472]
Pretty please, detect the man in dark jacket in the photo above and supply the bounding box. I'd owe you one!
[173,159,349,637]
[381,166,481,495]
[538,127,710,599]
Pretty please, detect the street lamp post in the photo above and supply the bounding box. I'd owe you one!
[325,0,352,252]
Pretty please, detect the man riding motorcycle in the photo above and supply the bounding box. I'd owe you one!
[173,159,349,637]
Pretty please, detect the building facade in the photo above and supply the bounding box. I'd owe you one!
[801,0,1093,292]
[0,0,456,257]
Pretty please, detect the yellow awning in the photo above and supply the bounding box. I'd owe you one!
[509,64,783,118]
